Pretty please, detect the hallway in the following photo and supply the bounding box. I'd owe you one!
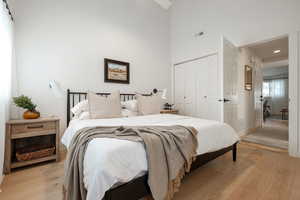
[242,119,288,149]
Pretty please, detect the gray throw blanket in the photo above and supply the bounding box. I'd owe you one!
[63,126,198,200]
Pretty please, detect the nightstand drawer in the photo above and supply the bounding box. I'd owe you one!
[11,122,56,135]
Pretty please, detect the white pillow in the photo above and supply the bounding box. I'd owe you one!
[76,109,137,120]
[121,99,138,112]
[136,94,162,115]
[78,111,90,120]
[121,109,138,118]
[88,91,121,119]
[71,100,89,116]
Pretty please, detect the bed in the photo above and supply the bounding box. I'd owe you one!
[62,90,240,200]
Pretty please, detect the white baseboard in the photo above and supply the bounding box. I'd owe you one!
[243,134,288,149]
[239,127,259,137]
[291,150,300,158]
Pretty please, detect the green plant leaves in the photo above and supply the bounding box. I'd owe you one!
[13,95,37,111]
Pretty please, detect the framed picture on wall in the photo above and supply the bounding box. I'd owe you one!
[104,58,130,84]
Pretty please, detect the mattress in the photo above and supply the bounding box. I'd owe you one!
[61,114,239,200]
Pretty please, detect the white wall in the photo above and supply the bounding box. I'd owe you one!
[11,0,171,131]
[170,0,300,63]
[236,47,263,135]
[0,2,15,184]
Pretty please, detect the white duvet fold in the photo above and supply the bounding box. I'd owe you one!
[61,114,239,200]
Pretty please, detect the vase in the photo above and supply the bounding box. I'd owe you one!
[23,110,40,119]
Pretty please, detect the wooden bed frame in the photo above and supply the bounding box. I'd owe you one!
[67,89,238,200]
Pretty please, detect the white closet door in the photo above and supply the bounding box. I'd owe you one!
[174,37,238,130]
[174,65,186,114]
[195,58,207,119]
[194,54,221,121]
[174,54,221,121]
[205,54,221,121]
[184,63,197,116]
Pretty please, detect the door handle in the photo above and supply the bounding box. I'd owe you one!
[224,98,230,102]
[218,98,231,102]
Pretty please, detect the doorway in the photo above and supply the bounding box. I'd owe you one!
[243,36,289,149]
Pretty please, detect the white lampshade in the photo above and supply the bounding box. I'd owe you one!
[49,80,64,98]
[161,89,167,100]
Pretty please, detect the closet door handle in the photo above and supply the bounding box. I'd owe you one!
[218,98,231,102]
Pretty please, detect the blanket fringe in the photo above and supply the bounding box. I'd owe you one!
[142,151,197,200]
[165,149,198,200]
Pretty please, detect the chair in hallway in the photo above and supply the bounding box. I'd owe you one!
[280,108,288,120]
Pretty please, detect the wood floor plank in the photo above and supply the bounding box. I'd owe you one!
[1,144,300,200]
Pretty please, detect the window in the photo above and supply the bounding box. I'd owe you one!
[263,79,288,98]
[263,81,270,97]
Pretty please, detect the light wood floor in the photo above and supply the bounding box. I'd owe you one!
[1,143,300,200]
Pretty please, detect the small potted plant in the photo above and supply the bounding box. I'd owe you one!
[13,95,40,119]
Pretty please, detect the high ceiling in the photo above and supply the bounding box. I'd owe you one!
[153,0,172,10]
[248,37,288,63]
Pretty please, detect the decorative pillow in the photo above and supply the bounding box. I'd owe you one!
[88,91,121,119]
[121,109,138,118]
[71,100,89,117]
[78,111,90,120]
[121,99,138,112]
[136,94,162,115]
[76,109,137,120]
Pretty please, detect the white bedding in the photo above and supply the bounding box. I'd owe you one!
[62,114,239,200]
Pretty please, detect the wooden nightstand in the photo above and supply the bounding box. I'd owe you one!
[160,110,179,114]
[4,117,60,174]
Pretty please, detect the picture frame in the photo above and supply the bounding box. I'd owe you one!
[245,65,253,91]
[104,58,130,84]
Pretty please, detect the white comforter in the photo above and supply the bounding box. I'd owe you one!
[61,114,239,200]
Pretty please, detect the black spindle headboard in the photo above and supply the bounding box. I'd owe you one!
[67,89,144,126]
